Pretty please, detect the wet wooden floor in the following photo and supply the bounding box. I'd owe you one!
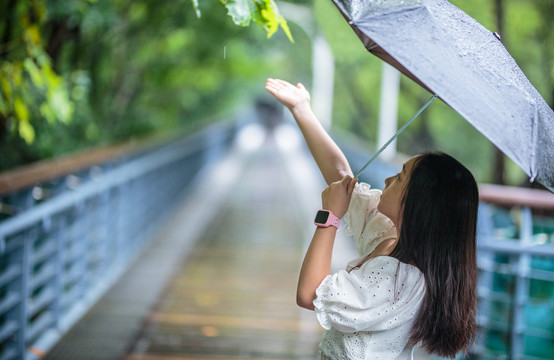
[124,137,323,359]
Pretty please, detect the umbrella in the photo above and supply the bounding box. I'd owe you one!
[330,0,554,193]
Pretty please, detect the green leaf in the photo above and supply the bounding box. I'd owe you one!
[278,15,294,43]
[0,90,7,115]
[19,120,35,144]
[221,0,251,26]
[248,0,293,41]
[0,75,12,101]
[48,87,73,124]
[260,6,279,38]
[24,58,45,89]
[40,102,56,124]
[43,65,62,88]
[14,97,30,123]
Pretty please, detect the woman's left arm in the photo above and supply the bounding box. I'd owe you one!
[296,176,358,310]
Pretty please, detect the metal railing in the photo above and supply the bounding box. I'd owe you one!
[473,185,554,360]
[1,119,552,360]
[0,118,240,360]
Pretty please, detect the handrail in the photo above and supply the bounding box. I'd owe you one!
[477,183,554,360]
[0,125,209,197]
[479,183,554,210]
[0,116,241,360]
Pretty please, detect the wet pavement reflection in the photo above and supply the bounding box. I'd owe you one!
[125,124,325,359]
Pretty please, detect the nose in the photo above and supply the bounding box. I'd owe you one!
[384,176,392,187]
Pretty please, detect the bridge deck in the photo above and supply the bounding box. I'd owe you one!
[125,139,323,359]
[46,124,335,359]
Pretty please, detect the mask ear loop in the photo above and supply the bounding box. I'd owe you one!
[354,94,438,178]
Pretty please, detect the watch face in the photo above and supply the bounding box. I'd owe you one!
[315,210,330,224]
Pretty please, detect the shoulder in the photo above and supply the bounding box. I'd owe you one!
[314,256,425,332]
[358,256,424,288]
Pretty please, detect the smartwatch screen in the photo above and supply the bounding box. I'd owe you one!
[315,210,329,224]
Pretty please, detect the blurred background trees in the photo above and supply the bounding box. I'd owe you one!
[1,0,552,187]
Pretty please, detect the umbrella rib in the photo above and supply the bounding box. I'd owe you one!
[354,94,438,178]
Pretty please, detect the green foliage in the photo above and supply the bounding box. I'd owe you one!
[0,0,550,189]
[193,0,294,41]
[0,0,298,171]
[0,1,74,146]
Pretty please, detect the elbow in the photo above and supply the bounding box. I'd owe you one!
[296,291,316,310]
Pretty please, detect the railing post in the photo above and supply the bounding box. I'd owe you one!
[51,214,63,336]
[19,229,31,359]
[476,203,495,350]
[511,206,532,360]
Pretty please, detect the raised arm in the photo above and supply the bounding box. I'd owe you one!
[265,78,353,185]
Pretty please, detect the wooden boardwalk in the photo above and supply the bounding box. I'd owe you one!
[124,133,324,359]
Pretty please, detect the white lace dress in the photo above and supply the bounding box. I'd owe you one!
[313,183,426,360]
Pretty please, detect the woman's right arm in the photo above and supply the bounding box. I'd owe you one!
[265,78,353,185]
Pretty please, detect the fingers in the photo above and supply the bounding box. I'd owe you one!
[265,82,279,96]
[274,78,293,87]
[340,175,352,184]
[340,175,357,198]
[266,78,292,89]
[265,78,290,96]
[348,177,358,197]
[321,176,357,217]
[329,176,356,192]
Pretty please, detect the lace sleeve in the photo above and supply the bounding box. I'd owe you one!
[343,182,381,240]
[343,183,397,258]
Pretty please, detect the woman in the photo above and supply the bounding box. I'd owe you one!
[265,78,478,359]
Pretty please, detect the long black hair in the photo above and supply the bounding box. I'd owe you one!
[389,152,479,358]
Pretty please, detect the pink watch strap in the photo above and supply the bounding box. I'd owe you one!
[314,209,341,228]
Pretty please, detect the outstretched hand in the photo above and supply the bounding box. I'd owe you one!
[321,175,358,218]
[265,78,311,112]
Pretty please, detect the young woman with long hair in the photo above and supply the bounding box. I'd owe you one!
[265,78,479,359]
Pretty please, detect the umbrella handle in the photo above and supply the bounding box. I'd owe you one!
[354,94,438,178]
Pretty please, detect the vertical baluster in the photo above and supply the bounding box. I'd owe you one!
[476,203,496,356]
[511,207,532,360]
[19,229,31,358]
[52,213,63,336]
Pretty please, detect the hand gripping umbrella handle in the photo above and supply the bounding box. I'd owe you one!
[354,94,438,178]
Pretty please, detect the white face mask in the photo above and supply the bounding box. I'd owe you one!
[354,210,397,257]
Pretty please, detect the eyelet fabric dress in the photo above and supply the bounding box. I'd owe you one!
[313,183,426,360]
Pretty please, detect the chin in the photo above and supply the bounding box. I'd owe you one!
[377,203,385,215]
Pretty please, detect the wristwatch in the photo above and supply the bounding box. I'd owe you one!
[314,209,341,228]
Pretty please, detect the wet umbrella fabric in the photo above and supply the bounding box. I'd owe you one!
[331,0,554,192]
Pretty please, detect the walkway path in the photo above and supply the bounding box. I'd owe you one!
[124,123,326,359]
[46,121,361,359]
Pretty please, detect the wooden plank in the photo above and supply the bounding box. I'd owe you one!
[125,142,323,358]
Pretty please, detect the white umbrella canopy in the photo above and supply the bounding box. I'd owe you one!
[330,0,554,192]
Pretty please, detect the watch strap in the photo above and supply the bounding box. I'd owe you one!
[314,209,341,228]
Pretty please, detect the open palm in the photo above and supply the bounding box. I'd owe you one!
[265,78,311,111]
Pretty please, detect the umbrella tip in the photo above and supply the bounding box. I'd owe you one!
[493,32,502,41]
